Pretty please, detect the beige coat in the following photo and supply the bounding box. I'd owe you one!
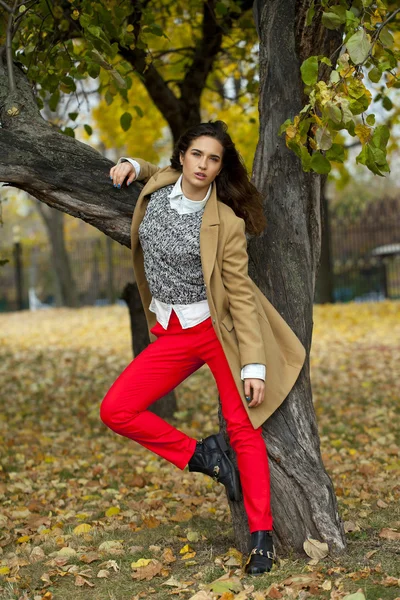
[129,158,306,429]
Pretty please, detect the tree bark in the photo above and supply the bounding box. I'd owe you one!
[0,58,178,418]
[234,0,346,556]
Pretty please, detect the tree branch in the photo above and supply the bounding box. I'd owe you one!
[0,0,12,13]
[6,0,18,94]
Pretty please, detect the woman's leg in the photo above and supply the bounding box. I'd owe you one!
[100,311,204,470]
[193,320,273,533]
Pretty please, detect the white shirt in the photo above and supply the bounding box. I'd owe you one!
[119,157,265,382]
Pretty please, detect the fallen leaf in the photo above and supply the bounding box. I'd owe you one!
[162,547,176,563]
[105,506,120,517]
[131,558,163,581]
[180,544,194,554]
[342,590,365,600]
[97,569,109,578]
[30,546,45,563]
[380,576,400,587]
[266,583,283,598]
[73,523,92,535]
[98,540,124,554]
[379,528,400,540]
[80,551,101,563]
[187,530,200,542]
[131,558,152,568]
[75,574,95,587]
[344,521,360,533]
[57,547,77,558]
[303,538,329,559]
[377,499,388,508]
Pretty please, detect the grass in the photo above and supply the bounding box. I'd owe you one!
[0,300,399,599]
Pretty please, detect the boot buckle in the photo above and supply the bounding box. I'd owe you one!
[212,465,220,479]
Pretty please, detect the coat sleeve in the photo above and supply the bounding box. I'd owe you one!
[120,157,161,184]
[221,217,267,368]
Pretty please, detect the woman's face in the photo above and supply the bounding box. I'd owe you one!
[180,136,223,189]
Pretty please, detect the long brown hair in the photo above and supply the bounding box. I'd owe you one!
[170,120,267,236]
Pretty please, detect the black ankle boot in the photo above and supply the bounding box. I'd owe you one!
[187,432,242,502]
[244,530,276,575]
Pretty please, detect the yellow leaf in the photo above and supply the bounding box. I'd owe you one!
[179,544,194,554]
[0,566,10,575]
[73,523,92,535]
[181,551,196,560]
[17,535,30,543]
[131,558,152,568]
[105,506,120,517]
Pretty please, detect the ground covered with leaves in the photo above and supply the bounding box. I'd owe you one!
[0,301,399,600]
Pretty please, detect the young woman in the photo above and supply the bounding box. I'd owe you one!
[101,120,306,576]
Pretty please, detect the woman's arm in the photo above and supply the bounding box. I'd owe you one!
[110,157,161,187]
[117,157,161,183]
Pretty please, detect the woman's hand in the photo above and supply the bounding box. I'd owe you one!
[244,378,265,408]
[109,161,136,188]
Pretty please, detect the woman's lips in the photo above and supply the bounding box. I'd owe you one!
[194,173,206,180]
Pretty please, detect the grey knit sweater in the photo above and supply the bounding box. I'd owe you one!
[138,184,208,304]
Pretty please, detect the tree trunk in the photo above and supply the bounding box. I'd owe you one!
[120,282,178,418]
[34,201,79,308]
[229,0,346,557]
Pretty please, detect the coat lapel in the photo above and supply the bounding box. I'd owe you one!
[130,168,220,290]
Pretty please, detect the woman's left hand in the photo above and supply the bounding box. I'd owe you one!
[244,378,265,408]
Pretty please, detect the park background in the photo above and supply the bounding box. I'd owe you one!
[0,1,400,600]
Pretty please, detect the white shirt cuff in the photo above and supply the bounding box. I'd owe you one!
[241,364,266,381]
[117,157,141,179]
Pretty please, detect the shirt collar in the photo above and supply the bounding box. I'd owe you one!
[168,173,212,206]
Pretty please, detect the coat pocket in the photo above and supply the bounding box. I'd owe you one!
[221,312,234,331]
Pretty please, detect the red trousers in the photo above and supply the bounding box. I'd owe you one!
[100,309,273,532]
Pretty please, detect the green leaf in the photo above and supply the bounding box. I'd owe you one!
[346,29,371,64]
[216,2,228,15]
[315,126,332,151]
[372,124,390,150]
[382,96,393,111]
[133,105,144,118]
[120,112,132,131]
[322,6,347,30]
[84,124,93,136]
[306,0,315,26]
[379,27,394,48]
[278,118,293,136]
[68,112,78,121]
[320,56,332,67]
[326,143,345,163]
[366,114,375,126]
[88,25,103,39]
[368,67,381,83]
[310,152,331,174]
[49,90,60,112]
[105,90,114,106]
[324,101,342,123]
[301,56,319,86]
[62,127,75,138]
[330,70,340,84]
[88,63,101,79]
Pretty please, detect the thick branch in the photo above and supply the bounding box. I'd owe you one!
[0,60,141,247]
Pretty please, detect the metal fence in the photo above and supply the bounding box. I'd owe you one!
[325,199,400,303]
[0,236,134,312]
[1,199,399,312]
